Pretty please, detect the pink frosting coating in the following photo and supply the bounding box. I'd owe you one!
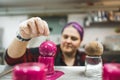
[38,56,54,75]
[103,63,120,80]
[39,40,57,57]
[13,62,46,80]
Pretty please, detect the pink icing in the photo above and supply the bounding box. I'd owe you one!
[38,56,54,75]
[103,63,120,80]
[39,40,57,57]
[13,62,46,80]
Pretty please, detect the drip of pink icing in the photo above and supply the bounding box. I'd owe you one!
[38,40,57,75]
[38,56,54,75]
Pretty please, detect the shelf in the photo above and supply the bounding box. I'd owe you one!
[91,21,120,24]
[85,21,120,28]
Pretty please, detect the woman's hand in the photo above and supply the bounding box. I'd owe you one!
[18,17,50,39]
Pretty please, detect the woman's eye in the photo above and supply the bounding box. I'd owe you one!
[71,37,78,41]
[63,35,68,39]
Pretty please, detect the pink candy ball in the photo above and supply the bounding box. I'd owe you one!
[13,62,46,80]
[39,40,57,57]
[103,63,120,80]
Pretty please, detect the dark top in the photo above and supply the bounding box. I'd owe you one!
[4,45,86,66]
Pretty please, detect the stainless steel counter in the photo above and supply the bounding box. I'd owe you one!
[0,65,102,80]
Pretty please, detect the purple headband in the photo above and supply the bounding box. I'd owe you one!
[61,22,84,41]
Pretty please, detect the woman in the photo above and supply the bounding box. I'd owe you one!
[4,17,86,66]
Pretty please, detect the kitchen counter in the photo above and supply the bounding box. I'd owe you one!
[0,65,102,80]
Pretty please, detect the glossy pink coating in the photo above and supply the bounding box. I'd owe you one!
[103,63,120,80]
[39,40,57,57]
[38,56,54,75]
[13,62,46,80]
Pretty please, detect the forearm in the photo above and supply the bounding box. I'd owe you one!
[7,38,29,58]
[7,17,49,59]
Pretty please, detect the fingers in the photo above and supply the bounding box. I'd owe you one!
[42,20,50,36]
[19,17,50,39]
[27,18,37,34]
[34,17,44,34]
[19,21,31,39]
[34,17,50,36]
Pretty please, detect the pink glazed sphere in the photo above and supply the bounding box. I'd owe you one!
[39,40,57,57]
[103,63,120,80]
[13,62,46,80]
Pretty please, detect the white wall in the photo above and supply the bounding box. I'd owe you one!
[0,15,28,49]
[83,27,117,44]
[68,14,86,27]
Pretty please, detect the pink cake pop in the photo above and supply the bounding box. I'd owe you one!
[103,63,120,80]
[13,62,46,80]
[39,40,57,57]
[38,40,57,75]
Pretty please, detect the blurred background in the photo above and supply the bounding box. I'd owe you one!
[0,0,120,64]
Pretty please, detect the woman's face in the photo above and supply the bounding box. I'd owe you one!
[60,26,82,54]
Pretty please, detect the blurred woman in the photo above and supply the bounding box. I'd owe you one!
[4,17,86,66]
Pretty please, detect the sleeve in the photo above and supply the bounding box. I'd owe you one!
[79,51,86,66]
[4,48,36,66]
